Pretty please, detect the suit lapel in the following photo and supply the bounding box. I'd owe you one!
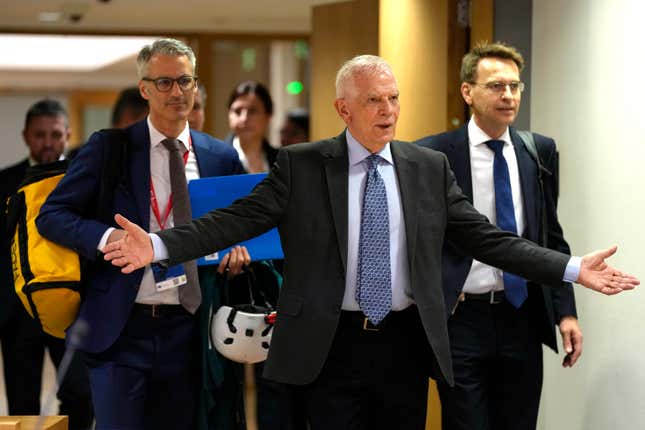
[128,120,151,230]
[391,142,419,265]
[191,131,209,177]
[447,126,474,202]
[323,133,349,273]
[510,128,538,238]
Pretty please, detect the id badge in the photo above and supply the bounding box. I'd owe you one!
[152,263,187,292]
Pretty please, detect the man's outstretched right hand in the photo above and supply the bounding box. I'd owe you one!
[103,214,154,274]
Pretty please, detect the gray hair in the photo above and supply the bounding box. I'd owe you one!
[136,38,197,78]
[335,55,394,98]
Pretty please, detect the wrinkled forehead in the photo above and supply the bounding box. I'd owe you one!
[346,69,398,98]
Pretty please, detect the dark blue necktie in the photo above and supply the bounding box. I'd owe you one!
[356,154,392,325]
[485,140,527,308]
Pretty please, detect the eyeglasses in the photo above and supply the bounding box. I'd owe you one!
[471,81,525,94]
[141,75,198,92]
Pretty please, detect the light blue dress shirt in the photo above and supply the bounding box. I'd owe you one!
[342,130,414,311]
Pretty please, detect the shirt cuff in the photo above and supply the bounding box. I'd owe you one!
[97,227,115,252]
[150,233,169,262]
[563,256,582,282]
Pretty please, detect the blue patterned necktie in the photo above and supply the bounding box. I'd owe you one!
[356,154,392,325]
[485,140,527,308]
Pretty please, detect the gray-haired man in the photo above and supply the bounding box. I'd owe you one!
[37,38,247,429]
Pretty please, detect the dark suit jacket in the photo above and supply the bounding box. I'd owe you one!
[155,131,571,386]
[416,125,577,351]
[0,159,29,328]
[36,119,243,353]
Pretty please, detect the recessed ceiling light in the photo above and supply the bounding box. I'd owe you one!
[38,12,62,23]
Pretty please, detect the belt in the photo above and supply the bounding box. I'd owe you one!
[340,306,417,332]
[462,290,506,304]
[132,303,188,318]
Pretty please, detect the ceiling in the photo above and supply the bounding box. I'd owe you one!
[0,0,341,91]
[0,0,341,34]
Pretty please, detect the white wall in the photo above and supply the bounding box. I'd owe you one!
[0,94,67,169]
[533,1,645,428]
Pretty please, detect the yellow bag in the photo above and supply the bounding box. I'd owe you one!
[6,129,128,339]
[7,161,81,339]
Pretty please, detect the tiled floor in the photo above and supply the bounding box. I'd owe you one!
[0,345,59,415]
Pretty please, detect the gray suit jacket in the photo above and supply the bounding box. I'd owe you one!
[157,131,570,386]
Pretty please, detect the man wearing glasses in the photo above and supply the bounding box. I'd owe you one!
[37,38,246,428]
[416,42,581,430]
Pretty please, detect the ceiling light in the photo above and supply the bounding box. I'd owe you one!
[0,34,158,71]
[38,12,62,23]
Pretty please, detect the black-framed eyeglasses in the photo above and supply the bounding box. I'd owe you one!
[141,75,198,92]
[470,81,525,94]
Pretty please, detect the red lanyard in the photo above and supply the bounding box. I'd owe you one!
[150,137,191,229]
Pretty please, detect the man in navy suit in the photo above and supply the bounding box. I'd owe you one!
[0,100,93,429]
[37,39,246,429]
[416,42,582,430]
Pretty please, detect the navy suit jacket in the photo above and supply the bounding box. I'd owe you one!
[0,159,29,328]
[36,119,243,353]
[416,125,577,351]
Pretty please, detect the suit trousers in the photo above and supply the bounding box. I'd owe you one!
[0,306,94,430]
[213,360,306,430]
[437,297,543,430]
[301,305,432,430]
[84,305,198,430]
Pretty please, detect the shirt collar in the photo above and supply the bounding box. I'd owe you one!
[147,116,191,151]
[467,116,512,148]
[231,136,244,158]
[29,153,65,166]
[346,129,393,167]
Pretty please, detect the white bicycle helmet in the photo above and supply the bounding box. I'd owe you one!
[210,304,276,364]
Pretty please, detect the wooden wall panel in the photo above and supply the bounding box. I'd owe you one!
[380,0,448,141]
[310,0,379,141]
[471,0,494,46]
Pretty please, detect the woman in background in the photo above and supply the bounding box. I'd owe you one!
[225,81,278,174]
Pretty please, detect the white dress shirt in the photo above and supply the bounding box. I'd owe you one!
[342,129,414,311]
[98,116,199,304]
[232,136,269,173]
[463,118,525,294]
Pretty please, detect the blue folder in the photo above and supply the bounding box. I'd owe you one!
[188,173,284,266]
